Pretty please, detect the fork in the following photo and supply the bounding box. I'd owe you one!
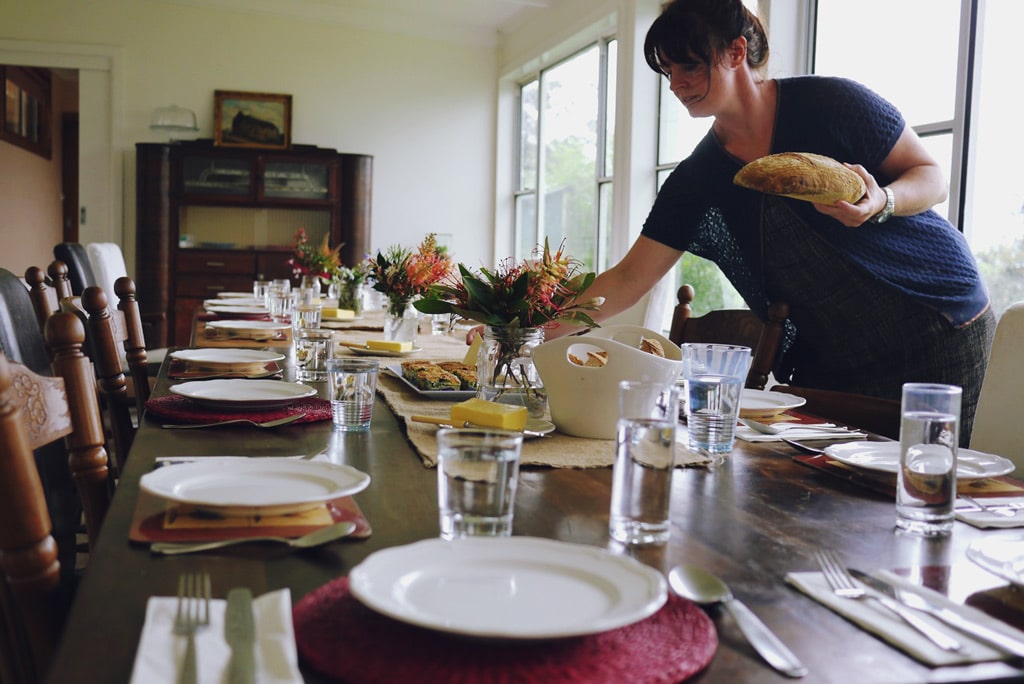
[173,571,211,684]
[812,549,962,651]
[740,418,854,435]
[162,413,305,429]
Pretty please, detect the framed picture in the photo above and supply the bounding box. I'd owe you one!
[213,90,292,149]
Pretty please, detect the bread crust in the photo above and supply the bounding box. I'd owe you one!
[733,152,866,204]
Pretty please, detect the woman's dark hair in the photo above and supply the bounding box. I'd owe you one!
[644,0,769,75]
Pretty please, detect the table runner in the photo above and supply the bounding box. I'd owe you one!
[293,576,717,684]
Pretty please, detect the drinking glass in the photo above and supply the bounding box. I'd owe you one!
[436,428,523,540]
[896,383,962,536]
[253,279,270,304]
[609,381,680,545]
[294,328,334,382]
[326,358,378,431]
[267,285,291,323]
[680,343,751,463]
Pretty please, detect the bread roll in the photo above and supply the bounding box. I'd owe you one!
[733,152,866,204]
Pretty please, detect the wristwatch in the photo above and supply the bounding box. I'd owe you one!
[869,186,895,223]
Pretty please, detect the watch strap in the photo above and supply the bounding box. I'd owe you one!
[869,186,895,223]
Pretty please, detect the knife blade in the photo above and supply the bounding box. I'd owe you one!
[849,569,1024,658]
[845,570,962,651]
[224,587,256,684]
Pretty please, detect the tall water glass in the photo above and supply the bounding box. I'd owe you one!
[680,343,751,462]
[267,285,291,323]
[326,358,379,431]
[437,428,523,540]
[896,383,962,536]
[609,381,680,546]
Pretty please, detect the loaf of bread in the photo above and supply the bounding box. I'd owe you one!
[733,152,866,204]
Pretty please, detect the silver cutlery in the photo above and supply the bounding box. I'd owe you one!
[151,520,357,555]
[813,549,962,651]
[162,413,306,429]
[225,587,256,684]
[957,495,1024,517]
[848,569,1024,658]
[780,439,827,454]
[740,418,854,435]
[173,570,211,684]
[410,414,549,438]
[669,565,808,678]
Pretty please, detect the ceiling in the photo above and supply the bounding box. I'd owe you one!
[169,0,554,46]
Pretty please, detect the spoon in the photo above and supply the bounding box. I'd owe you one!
[161,413,306,429]
[669,565,808,678]
[739,418,852,435]
[150,520,357,555]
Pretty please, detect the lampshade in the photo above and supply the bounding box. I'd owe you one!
[149,105,199,132]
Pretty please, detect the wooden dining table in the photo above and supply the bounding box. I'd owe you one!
[45,326,1024,683]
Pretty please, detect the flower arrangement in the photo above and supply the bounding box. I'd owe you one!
[332,263,369,313]
[367,233,453,317]
[287,228,343,282]
[413,239,602,330]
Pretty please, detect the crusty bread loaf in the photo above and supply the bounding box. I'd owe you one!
[733,152,866,204]
[639,338,665,358]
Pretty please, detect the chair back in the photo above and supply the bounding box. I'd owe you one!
[971,302,1024,463]
[771,385,901,440]
[85,242,128,309]
[0,269,52,372]
[669,284,789,390]
[53,243,97,296]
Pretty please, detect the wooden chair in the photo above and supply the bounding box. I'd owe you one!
[669,284,789,390]
[971,302,1024,463]
[771,385,901,440]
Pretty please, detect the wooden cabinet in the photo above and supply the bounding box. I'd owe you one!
[135,140,372,347]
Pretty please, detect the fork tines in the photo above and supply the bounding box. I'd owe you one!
[813,548,861,597]
[174,571,211,633]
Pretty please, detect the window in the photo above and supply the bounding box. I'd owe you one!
[1,65,52,159]
[514,38,617,271]
[814,0,1024,318]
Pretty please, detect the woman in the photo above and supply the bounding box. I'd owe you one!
[566,0,995,444]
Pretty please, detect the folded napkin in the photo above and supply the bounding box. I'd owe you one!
[787,570,1021,666]
[956,497,1024,529]
[129,589,302,684]
[736,424,868,443]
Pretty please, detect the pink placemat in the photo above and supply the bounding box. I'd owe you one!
[144,395,333,424]
[293,576,717,684]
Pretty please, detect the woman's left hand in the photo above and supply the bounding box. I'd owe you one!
[811,163,885,227]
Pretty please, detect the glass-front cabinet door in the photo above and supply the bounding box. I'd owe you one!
[180,154,252,197]
[262,161,331,200]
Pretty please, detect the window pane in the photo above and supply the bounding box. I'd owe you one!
[597,181,613,272]
[657,77,710,164]
[539,46,599,269]
[519,80,538,191]
[604,39,617,173]
[515,193,537,259]
[917,132,951,221]
[814,0,959,126]
[968,0,1024,317]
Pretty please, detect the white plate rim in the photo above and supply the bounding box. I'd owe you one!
[739,389,807,418]
[215,291,259,298]
[206,320,289,331]
[204,304,269,315]
[966,533,1024,587]
[823,441,1015,479]
[344,344,422,358]
[169,349,285,366]
[384,363,476,399]
[349,537,667,640]
[169,379,317,408]
[139,459,370,515]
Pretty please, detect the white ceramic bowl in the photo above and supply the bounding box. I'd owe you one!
[533,325,683,439]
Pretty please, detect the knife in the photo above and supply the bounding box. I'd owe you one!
[844,570,963,651]
[225,587,256,684]
[849,569,1024,658]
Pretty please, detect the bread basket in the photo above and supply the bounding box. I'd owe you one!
[533,325,683,439]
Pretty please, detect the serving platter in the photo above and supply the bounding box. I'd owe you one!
[139,459,370,516]
[344,344,422,358]
[739,389,807,419]
[385,363,476,399]
[349,537,666,640]
[169,379,317,410]
[823,442,1015,480]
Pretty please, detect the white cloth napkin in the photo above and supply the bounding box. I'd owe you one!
[129,588,302,684]
[787,570,1023,666]
[956,497,1024,528]
[735,424,868,443]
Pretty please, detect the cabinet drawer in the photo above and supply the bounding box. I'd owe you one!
[175,275,255,298]
[177,249,255,273]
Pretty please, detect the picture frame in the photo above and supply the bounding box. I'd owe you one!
[213,90,292,149]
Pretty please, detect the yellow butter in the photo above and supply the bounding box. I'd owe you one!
[450,398,528,430]
[366,339,412,352]
[323,307,355,319]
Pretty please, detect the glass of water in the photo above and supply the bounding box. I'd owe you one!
[680,343,751,464]
[326,358,379,431]
[897,383,962,536]
[609,381,680,546]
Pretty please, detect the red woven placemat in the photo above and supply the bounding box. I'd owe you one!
[144,395,333,424]
[293,576,717,684]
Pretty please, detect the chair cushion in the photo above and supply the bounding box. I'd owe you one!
[86,242,128,304]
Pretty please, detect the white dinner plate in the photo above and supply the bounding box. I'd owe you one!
[206,297,267,308]
[216,291,260,298]
[385,363,476,400]
[967,534,1024,587]
[139,459,370,516]
[169,379,317,409]
[349,537,667,640]
[344,344,422,358]
[205,320,290,340]
[823,442,1015,480]
[204,304,269,316]
[169,348,285,367]
[739,389,807,419]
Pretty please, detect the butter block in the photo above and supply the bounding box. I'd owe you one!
[450,398,528,430]
[366,339,413,352]
[323,307,356,319]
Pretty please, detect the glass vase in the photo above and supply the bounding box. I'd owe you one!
[333,279,363,315]
[478,325,546,418]
[384,299,419,344]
